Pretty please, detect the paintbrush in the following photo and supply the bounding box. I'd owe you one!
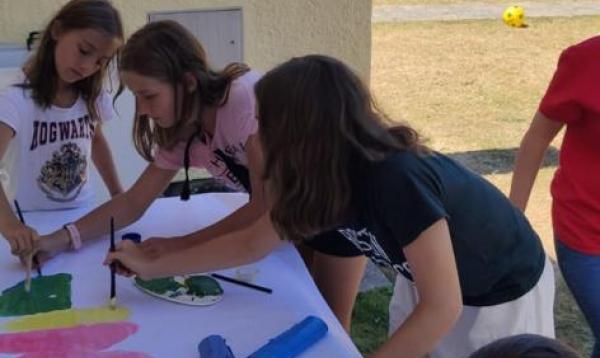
[14,200,41,293]
[109,216,117,309]
[24,257,31,293]
[14,200,41,277]
[210,273,273,294]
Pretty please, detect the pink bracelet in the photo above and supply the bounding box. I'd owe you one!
[63,223,82,251]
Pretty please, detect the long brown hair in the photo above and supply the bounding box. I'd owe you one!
[117,20,249,161]
[255,55,428,242]
[21,0,123,121]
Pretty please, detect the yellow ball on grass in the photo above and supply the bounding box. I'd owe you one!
[502,5,526,28]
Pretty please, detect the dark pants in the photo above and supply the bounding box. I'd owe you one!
[556,239,600,358]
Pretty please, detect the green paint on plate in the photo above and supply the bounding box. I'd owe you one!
[134,277,181,294]
[185,276,223,297]
[136,275,223,298]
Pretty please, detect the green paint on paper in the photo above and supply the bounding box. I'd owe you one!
[0,274,71,317]
[4,307,130,332]
[185,276,223,297]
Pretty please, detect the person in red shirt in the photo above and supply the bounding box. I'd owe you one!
[511,35,600,357]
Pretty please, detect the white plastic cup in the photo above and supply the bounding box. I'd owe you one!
[234,265,260,283]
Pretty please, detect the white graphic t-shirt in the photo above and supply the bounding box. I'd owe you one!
[0,73,114,211]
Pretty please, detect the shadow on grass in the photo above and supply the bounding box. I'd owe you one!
[447,146,559,175]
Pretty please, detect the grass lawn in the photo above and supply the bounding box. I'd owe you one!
[371,15,600,251]
[351,286,393,353]
[350,14,600,356]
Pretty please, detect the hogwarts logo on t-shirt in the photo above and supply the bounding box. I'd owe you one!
[37,142,87,202]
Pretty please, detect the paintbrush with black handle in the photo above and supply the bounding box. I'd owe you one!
[14,200,42,293]
[109,216,117,309]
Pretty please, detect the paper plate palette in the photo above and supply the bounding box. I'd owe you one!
[133,275,223,306]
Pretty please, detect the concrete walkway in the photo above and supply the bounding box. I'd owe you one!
[360,262,394,291]
[373,1,600,23]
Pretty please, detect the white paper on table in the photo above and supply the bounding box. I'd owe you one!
[0,193,361,357]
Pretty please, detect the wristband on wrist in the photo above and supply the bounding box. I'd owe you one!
[63,223,82,251]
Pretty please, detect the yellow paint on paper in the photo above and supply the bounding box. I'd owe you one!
[4,306,130,332]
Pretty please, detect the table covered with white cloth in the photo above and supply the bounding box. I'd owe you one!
[0,193,361,357]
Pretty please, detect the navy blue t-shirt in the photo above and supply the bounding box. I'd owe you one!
[307,150,545,306]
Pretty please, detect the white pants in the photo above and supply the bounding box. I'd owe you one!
[388,257,555,358]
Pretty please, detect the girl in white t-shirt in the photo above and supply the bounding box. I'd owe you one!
[0,0,124,257]
[34,20,267,266]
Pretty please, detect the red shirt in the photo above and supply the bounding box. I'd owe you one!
[539,36,600,254]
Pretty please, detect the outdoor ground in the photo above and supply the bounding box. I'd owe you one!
[350,7,600,356]
[374,0,592,5]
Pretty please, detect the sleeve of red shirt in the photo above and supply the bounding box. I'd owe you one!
[539,43,593,124]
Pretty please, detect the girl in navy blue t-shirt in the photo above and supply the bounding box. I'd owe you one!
[107,55,555,357]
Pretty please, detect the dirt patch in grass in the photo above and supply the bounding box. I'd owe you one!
[372,16,600,152]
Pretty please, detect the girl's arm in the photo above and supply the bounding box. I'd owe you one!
[36,163,177,257]
[0,122,40,255]
[372,219,462,358]
[91,123,124,197]
[139,134,267,255]
[510,111,563,211]
[105,212,282,279]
